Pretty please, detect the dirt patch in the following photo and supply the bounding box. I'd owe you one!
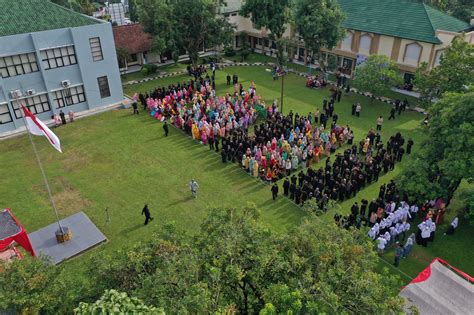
[62,150,92,172]
[32,177,92,216]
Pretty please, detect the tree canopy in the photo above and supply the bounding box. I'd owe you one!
[74,290,164,314]
[80,205,404,313]
[424,0,473,22]
[240,0,291,66]
[138,0,233,66]
[414,36,474,107]
[352,55,403,99]
[397,89,474,204]
[293,0,346,70]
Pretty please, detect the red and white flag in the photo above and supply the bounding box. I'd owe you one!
[21,105,62,153]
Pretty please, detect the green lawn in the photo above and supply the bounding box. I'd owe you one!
[1,66,471,285]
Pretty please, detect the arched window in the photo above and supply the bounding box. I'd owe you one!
[341,32,353,51]
[404,42,422,63]
[359,34,372,51]
[434,49,444,66]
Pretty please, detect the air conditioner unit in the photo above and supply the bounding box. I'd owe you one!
[61,80,71,88]
[9,89,22,99]
[26,89,36,96]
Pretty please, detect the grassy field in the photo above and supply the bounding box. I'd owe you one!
[1,66,472,285]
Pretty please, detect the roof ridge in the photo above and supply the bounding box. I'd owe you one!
[421,3,437,36]
[47,0,105,25]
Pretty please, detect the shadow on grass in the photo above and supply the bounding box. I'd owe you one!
[120,223,144,236]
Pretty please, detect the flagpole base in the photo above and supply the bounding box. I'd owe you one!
[55,227,72,243]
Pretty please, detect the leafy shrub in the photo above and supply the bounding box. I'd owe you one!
[224,47,236,57]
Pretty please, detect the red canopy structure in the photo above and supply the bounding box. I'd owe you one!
[400,258,473,314]
[0,208,35,257]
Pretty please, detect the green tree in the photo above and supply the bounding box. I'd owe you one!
[414,36,474,107]
[171,0,234,67]
[352,54,403,100]
[0,256,65,314]
[137,0,175,57]
[86,206,404,313]
[51,0,94,15]
[424,0,473,22]
[74,290,164,314]
[116,47,130,69]
[240,0,291,67]
[128,0,138,22]
[293,0,346,70]
[397,89,474,204]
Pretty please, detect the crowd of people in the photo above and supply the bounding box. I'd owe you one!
[280,129,410,210]
[53,110,74,127]
[223,109,353,182]
[332,179,459,267]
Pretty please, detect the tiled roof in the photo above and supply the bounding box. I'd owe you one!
[220,0,471,44]
[113,24,153,55]
[337,0,470,44]
[0,0,101,37]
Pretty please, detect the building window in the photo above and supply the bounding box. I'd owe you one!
[53,85,86,108]
[97,76,111,98]
[0,103,13,124]
[12,94,51,119]
[0,53,39,78]
[41,46,77,70]
[341,32,353,50]
[89,37,104,62]
[359,35,372,51]
[434,49,444,66]
[404,42,422,63]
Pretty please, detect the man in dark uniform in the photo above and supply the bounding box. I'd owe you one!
[221,148,227,163]
[289,182,296,200]
[271,183,279,201]
[142,204,153,225]
[132,102,139,115]
[388,107,396,120]
[283,177,290,196]
[226,74,231,85]
[397,146,405,162]
[294,186,301,205]
[163,121,169,137]
[59,110,67,124]
[406,138,414,154]
[290,174,297,185]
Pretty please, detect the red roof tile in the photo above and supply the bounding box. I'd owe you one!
[113,24,153,55]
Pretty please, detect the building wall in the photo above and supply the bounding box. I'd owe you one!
[0,22,123,133]
[228,13,473,77]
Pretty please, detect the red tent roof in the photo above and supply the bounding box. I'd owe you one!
[113,23,153,55]
[0,209,35,257]
[400,258,473,314]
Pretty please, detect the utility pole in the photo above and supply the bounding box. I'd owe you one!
[280,73,284,114]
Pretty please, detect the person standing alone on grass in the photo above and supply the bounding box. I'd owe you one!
[376,115,383,131]
[189,179,199,198]
[394,242,403,267]
[355,103,361,117]
[403,233,415,258]
[388,107,396,120]
[163,121,169,137]
[142,204,153,225]
[271,183,279,201]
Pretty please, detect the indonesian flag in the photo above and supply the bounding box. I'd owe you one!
[21,105,62,153]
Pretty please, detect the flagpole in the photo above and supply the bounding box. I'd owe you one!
[16,96,64,234]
